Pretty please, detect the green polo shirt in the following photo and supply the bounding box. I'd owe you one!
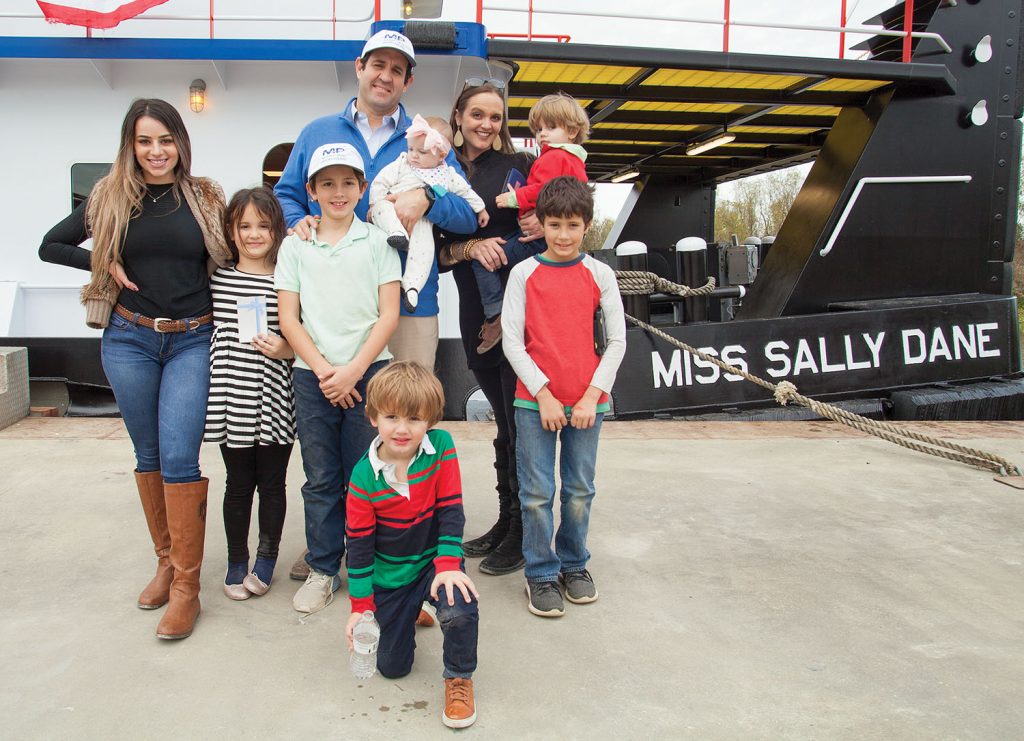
[275,218,401,370]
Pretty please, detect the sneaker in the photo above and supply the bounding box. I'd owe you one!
[525,580,564,618]
[559,569,598,604]
[416,602,436,628]
[292,569,341,614]
[476,316,502,354]
[387,234,409,250]
[442,678,477,729]
[402,288,419,313]
[289,550,310,581]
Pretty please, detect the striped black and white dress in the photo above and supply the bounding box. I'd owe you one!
[204,267,296,448]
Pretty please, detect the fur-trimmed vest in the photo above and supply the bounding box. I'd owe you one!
[79,176,232,328]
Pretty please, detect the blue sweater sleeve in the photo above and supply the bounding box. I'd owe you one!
[427,151,477,235]
[274,130,315,229]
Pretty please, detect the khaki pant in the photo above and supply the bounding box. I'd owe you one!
[388,314,439,371]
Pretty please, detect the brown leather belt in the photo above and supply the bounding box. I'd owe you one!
[114,304,213,333]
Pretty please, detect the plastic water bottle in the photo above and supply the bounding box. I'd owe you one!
[350,611,380,679]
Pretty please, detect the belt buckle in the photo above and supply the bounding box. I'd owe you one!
[153,317,175,333]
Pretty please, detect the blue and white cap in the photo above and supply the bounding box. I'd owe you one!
[307,143,366,182]
[361,29,416,68]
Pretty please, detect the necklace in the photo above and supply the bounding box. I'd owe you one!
[147,184,175,203]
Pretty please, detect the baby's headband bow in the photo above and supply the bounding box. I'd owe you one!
[406,114,451,159]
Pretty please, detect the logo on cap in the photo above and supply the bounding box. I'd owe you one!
[307,143,365,182]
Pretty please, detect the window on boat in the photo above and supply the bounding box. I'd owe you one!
[262,143,292,188]
[71,163,111,210]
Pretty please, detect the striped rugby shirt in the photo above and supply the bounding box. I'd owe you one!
[346,428,465,612]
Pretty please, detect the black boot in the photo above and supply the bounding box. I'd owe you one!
[479,455,525,575]
[463,440,512,558]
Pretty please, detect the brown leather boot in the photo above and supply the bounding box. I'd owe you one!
[135,470,173,610]
[156,478,208,640]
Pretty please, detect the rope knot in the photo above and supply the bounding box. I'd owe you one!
[773,381,799,406]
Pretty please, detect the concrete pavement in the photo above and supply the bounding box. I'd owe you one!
[1,418,1022,739]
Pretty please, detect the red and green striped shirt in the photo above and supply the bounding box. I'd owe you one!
[345,428,465,613]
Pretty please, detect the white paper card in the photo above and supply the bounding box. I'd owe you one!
[235,295,267,344]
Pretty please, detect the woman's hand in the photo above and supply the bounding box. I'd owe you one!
[518,210,544,243]
[108,261,138,292]
[469,237,508,272]
[252,333,294,360]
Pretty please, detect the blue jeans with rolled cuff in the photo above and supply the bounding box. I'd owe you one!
[515,407,603,583]
[292,362,384,577]
[375,563,479,680]
[472,231,546,319]
[101,310,212,483]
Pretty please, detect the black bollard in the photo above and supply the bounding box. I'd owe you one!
[675,237,708,324]
[616,241,649,324]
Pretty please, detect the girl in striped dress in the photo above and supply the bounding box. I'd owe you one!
[205,187,296,600]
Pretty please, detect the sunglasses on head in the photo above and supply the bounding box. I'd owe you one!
[463,77,506,91]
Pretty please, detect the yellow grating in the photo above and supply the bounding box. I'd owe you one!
[809,78,891,92]
[620,101,744,113]
[597,123,702,132]
[731,126,821,134]
[642,68,810,90]
[508,97,595,108]
[514,61,643,86]
[773,105,842,117]
[588,140,675,146]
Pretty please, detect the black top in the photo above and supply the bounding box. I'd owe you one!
[40,183,212,319]
[437,149,535,370]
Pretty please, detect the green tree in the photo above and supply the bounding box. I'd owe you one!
[715,168,805,243]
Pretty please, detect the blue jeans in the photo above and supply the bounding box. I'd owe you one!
[515,407,603,582]
[376,563,478,680]
[292,362,384,577]
[101,310,212,483]
[472,231,545,319]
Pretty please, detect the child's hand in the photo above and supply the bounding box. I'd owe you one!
[495,192,511,209]
[318,364,363,407]
[477,210,490,228]
[537,388,568,431]
[252,332,294,360]
[345,611,363,652]
[430,570,480,606]
[570,395,598,429]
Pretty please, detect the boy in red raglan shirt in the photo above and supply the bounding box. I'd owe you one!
[501,177,626,618]
[345,361,480,728]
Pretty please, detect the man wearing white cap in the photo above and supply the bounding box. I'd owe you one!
[275,29,477,369]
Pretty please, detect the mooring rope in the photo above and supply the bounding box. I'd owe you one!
[616,270,1022,477]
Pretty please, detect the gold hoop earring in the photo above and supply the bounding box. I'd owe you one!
[492,135,503,151]
[453,130,465,148]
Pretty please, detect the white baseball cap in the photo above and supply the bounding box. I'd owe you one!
[361,29,416,68]
[307,143,366,183]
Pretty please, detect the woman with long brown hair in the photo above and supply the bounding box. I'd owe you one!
[40,98,231,640]
[436,81,538,576]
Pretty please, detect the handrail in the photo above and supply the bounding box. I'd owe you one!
[480,0,951,59]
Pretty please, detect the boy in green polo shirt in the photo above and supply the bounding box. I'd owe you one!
[276,142,401,614]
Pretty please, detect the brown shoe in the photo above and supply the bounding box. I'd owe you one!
[156,479,208,640]
[289,550,311,581]
[442,678,476,729]
[415,603,436,628]
[476,316,502,354]
[134,470,173,610]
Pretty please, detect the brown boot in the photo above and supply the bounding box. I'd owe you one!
[156,478,208,640]
[135,470,173,610]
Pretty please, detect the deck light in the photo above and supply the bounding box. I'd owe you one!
[611,168,640,183]
[685,131,736,156]
[402,1,413,18]
[189,79,206,113]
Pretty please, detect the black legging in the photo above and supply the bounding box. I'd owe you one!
[220,442,293,563]
[472,360,519,487]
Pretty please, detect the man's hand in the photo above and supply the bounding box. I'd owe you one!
[430,570,479,606]
[387,188,429,235]
[288,214,319,241]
